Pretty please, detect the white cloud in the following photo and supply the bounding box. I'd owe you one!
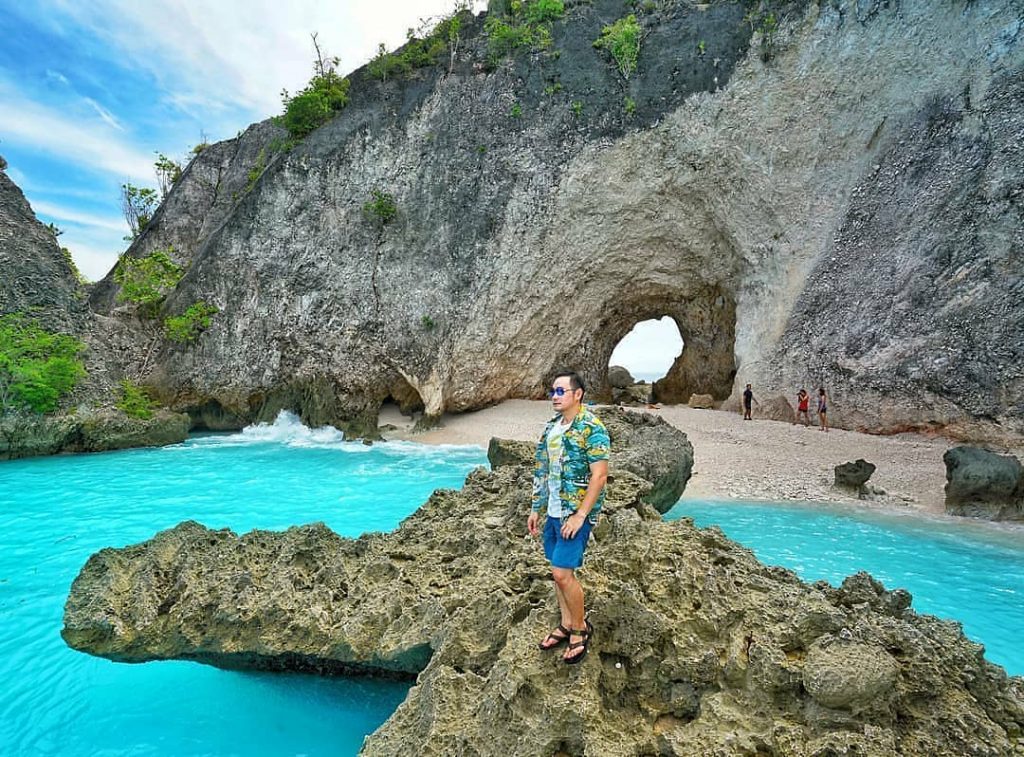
[0,83,154,183]
[30,199,127,233]
[83,97,125,131]
[47,1,487,119]
[65,241,120,282]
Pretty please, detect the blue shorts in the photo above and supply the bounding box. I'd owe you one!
[542,514,593,569]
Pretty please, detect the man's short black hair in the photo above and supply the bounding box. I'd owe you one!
[552,370,585,394]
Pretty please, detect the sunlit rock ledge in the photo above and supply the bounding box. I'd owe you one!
[62,410,1024,755]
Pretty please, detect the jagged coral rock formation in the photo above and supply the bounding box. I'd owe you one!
[63,412,1024,755]
[58,0,1021,443]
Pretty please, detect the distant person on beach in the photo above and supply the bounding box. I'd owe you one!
[817,387,829,432]
[795,388,811,425]
[742,383,758,420]
[527,371,609,665]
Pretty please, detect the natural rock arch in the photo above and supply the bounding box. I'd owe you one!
[607,316,684,384]
[547,282,737,404]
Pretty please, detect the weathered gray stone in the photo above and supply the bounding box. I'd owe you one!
[803,640,899,711]
[687,393,714,409]
[486,438,535,469]
[944,446,1024,520]
[835,459,877,490]
[0,169,87,332]
[759,394,796,423]
[0,410,190,460]
[607,365,634,389]
[62,431,1024,755]
[612,383,651,406]
[599,407,693,513]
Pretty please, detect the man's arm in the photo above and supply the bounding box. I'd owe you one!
[528,434,548,536]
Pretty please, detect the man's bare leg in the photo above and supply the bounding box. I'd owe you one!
[540,577,572,648]
[552,567,587,660]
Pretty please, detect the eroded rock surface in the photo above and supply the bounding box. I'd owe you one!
[944,446,1024,520]
[834,459,877,492]
[63,414,1024,755]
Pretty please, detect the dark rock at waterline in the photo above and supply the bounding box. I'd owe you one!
[943,446,1024,521]
[487,437,534,469]
[62,416,1024,755]
[835,459,877,491]
[0,410,190,460]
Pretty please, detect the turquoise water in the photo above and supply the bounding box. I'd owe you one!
[666,499,1024,675]
[0,412,486,756]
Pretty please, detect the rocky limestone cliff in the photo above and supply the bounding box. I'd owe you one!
[0,164,192,457]
[0,168,87,331]
[62,410,1024,755]
[63,0,1022,444]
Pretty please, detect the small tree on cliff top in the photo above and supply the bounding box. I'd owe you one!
[280,33,351,138]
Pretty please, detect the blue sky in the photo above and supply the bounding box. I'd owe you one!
[0,0,484,280]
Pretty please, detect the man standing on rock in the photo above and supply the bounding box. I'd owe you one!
[527,371,609,665]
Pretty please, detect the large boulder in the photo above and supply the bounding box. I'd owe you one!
[598,407,692,513]
[943,446,1024,520]
[489,409,693,515]
[835,459,877,492]
[487,438,535,469]
[612,383,651,406]
[687,393,715,409]
[607,365,634,389]
[760,394,796,423]
[62,458,1024,755]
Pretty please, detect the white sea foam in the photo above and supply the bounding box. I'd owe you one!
[180,410,483,457]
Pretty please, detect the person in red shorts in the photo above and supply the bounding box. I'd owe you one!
[795,388,811,426]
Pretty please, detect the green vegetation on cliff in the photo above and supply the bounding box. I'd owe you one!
[114,247,184,317]
[115,379,155,420]
[363,189,398,226]
[484,0,565,61]
[120,183,159,240]
[594,14,642,79]
[0,314,85,414]
[279,34,350,138]
[164,301,218,343]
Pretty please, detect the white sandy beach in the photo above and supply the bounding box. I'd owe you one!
[380,399,1013,516]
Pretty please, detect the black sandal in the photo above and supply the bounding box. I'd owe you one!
[539,624,571,651]
[563,620,593,665]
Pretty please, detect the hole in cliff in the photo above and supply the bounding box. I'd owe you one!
[378,376,425,431]
[607,317,683,403]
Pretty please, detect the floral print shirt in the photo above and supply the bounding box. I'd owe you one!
[532,407,610,523]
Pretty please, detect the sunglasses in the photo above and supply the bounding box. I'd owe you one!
[548,387,575,398]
